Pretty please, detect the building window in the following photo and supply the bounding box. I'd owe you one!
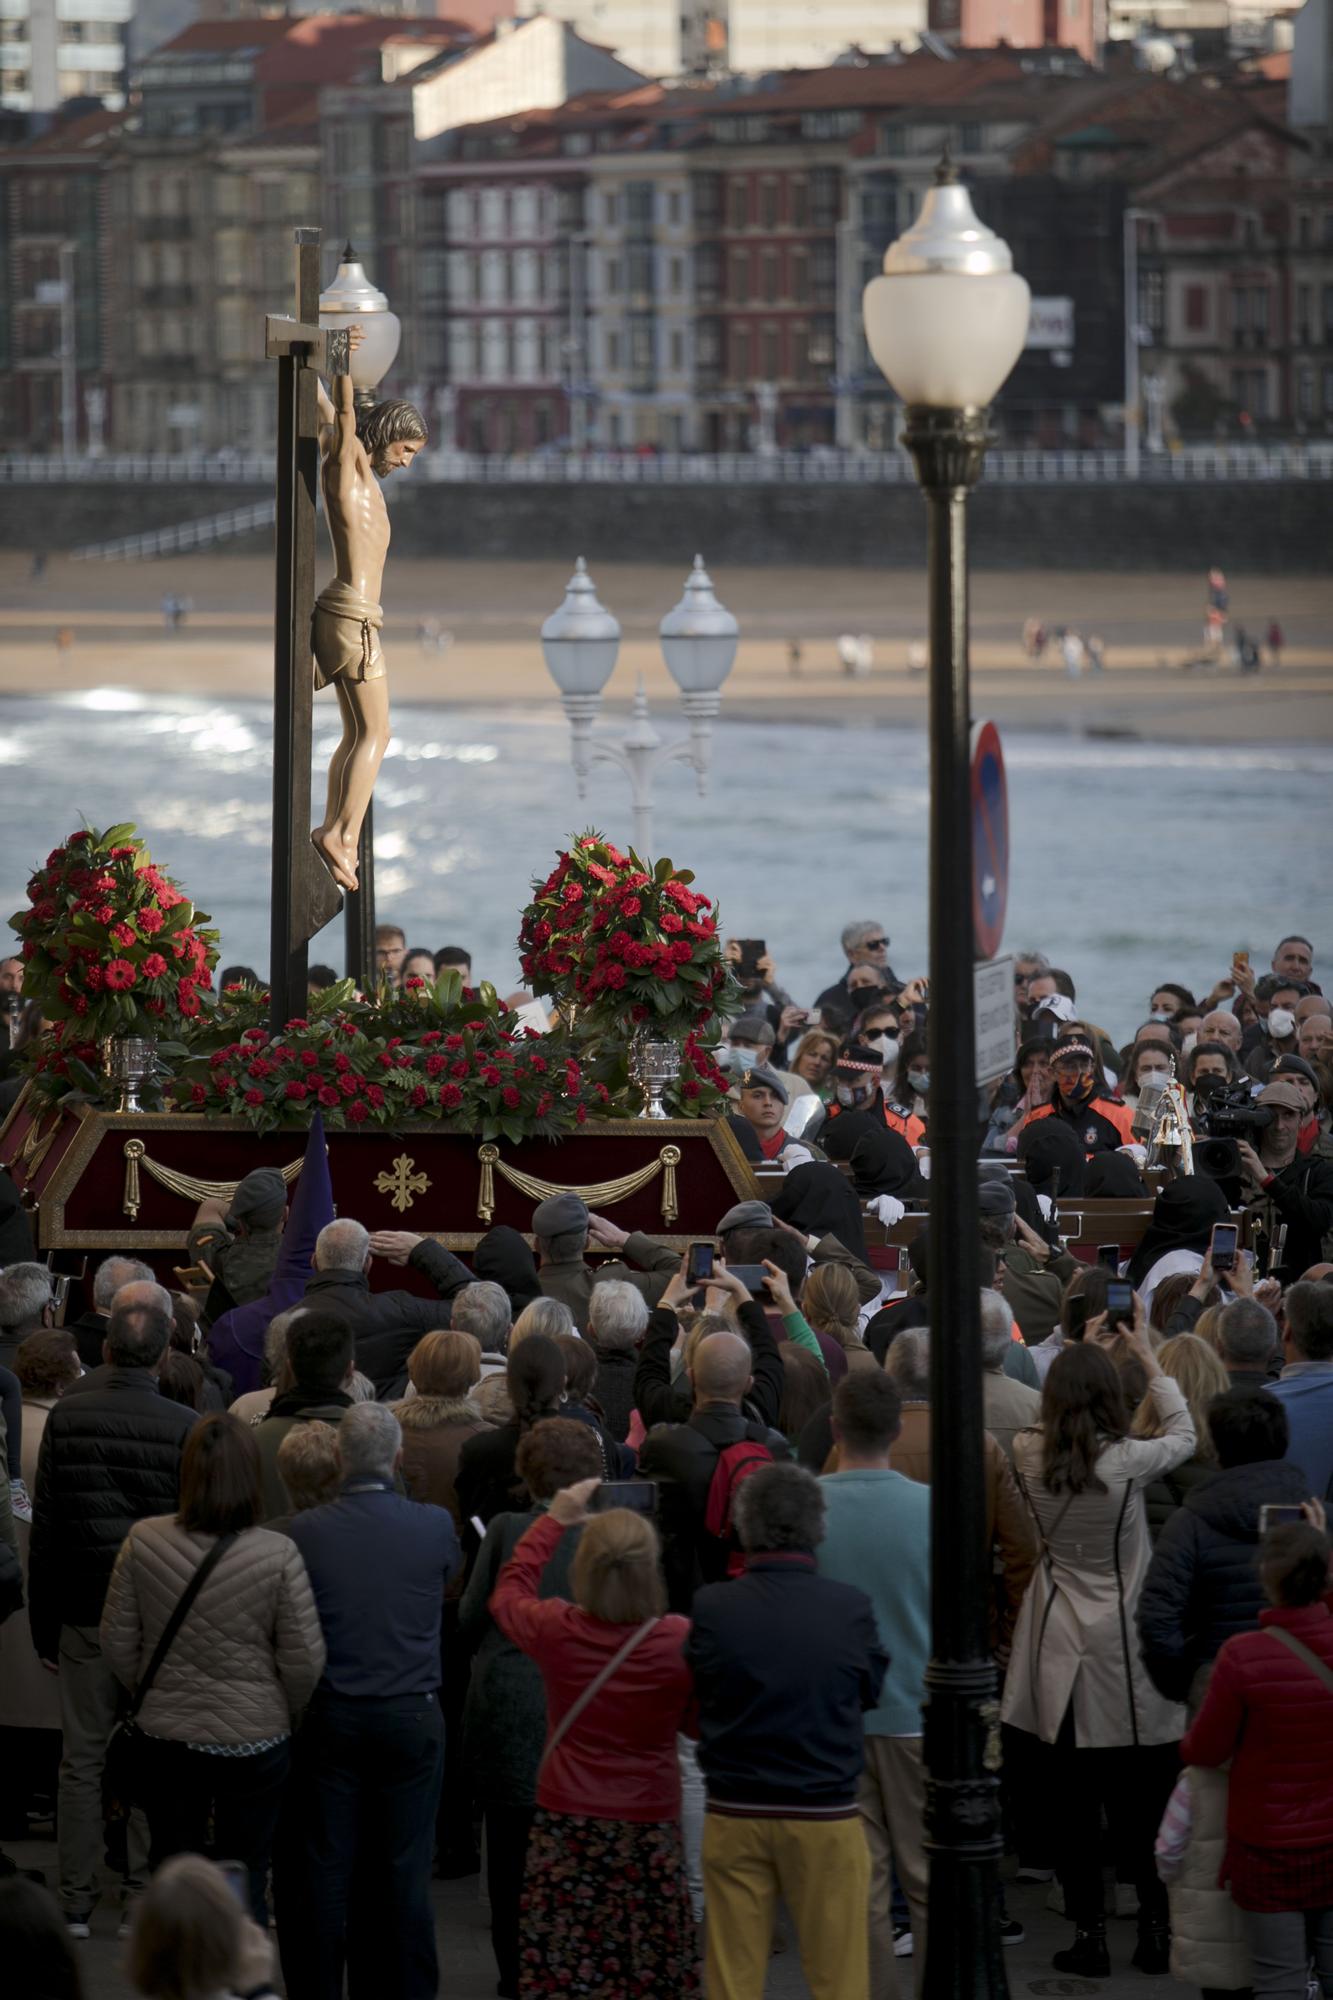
[1295,284,1311,346]
[1231,289,1248,335]
[759,178,778,229]
[728,180,748,231]
[605,256,620,295]
[760,324,780,380]
[730,249,749,304]
[1298,367,1314,419]
[669,255,684,294]
[791,324,810,380]
[1323,283,1333,343]
[1251,288,1269,344]
[732,325,751,379]
[760,249,778,304]
[1296,211,1311,247]
[669,327,685,371]
[667,188,683,226]
[503,324,517,379]
[1323,364,1333,416]
[1184,285,1207,332]
[603,190,618,228]
[607,328,621,371]
[790,178,808,227]
[534,400,552,447]
[791,249,809,303]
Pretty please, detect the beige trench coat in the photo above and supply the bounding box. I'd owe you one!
[1001,1375,1195,1749]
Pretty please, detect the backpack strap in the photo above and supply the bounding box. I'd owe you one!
[538,1618,659,1771]
[127,1532,238,1720]
[1265,1625,1333,1697]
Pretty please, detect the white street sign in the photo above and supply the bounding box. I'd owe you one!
[975,955,1016,1085]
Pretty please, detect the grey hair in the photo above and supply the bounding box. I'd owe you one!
[111,1279,173,1321]
[265,1305,307,1380]
[0,1261,52,1333]
[511,1296,575,1347]
[451,1280,512,1355]
[841,918,884,956]
[1016,949,1051,972]
[734,1462,825,1553]
[315,1219,370,1272]
[337,1401,402,1480]
[92,1255,155,1313]
[348,1370,377,1403]
[588,1280,649,1352]
[979,1289,1015,1371]
[886,1326,931,1402]
[1216,1298,1277,1368]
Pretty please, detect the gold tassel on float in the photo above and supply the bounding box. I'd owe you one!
[477,1143,683,1227]
[122,1142,303,1220]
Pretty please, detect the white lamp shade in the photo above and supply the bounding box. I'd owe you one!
[659,554,739,694]
[319,243,401,394]
[862,172,1030,409]
[541,557,621,696]
[863,268,1031,409]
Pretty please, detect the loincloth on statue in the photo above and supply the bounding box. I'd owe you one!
[311,580,386,689]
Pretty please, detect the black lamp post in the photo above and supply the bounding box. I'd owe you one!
[863,164,1030,2000]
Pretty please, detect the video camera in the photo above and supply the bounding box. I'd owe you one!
[1195,1085,1273,1181]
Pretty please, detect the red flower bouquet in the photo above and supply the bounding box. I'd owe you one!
[10,823,219,1101]
[517,834,734,1043]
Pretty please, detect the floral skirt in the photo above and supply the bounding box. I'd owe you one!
[519,1807,700,1998]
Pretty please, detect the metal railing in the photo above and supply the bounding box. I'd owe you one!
[71,498,276,561]
[5,441,1332,487]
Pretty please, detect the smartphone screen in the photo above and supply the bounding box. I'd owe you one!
[1066,1295,1090,1340]
[1096,1244,1120,1272]
[726,1263,769,1297]
[1209,1222,1239,1274]
[1258,1503,1306,1533]
[737,939,766,981]
[686,1241,716,1286]
[591,1481,658,1516]
[1106,1280,1134,1327]
[1234,950,1250,972]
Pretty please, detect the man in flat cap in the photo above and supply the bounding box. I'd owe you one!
[531,1191,680,1328]
[726,1066,792,1165]
[1237,1077,1333,1282]
[724,1014,803,1105]
[187,1167,289,1327]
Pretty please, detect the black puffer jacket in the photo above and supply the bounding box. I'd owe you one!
[1137,1455,1312,1704]
[28,1368,199,1660]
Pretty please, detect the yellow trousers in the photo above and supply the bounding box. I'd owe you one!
[702,1811,870,2000]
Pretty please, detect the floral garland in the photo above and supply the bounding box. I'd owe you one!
[171,977,613,1139]
[517,833,733,1041]
[10,824,218,1101]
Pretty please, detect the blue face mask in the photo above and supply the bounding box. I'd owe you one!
[907,1070,930,1096]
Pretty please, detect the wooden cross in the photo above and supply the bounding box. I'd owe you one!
[264,226,346,1031]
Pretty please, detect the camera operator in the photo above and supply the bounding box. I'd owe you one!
[1234,1080,1333,1283]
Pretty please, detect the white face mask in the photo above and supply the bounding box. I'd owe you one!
[835,1083,859,1108]
[867,1035,900,1065]
[1268,1008,1296,1040]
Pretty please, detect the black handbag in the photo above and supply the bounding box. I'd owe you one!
[104,1532,238,1818]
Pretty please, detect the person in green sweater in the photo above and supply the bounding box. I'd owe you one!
[816,1369,931,1995]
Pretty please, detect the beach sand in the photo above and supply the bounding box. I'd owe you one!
[3,553,1330,743]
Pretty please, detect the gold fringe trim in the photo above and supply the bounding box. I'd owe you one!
[477,1142,681,1227]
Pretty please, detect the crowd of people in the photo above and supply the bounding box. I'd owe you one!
[0,918,1330,2000]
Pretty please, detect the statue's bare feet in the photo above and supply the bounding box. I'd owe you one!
[311,827,358,893]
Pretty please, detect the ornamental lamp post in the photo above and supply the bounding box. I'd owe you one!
[318,243,402,416]
[862,162,1029,2000]
[541,555,736,857]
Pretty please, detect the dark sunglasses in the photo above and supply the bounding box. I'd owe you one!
[864,937,889,950]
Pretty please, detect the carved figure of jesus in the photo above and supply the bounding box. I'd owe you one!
[310,338,427,893]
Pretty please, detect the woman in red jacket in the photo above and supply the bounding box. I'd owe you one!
[490,1477,698,1998]
[1180,1505,1333,1998]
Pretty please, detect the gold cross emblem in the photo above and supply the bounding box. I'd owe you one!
[375,1152,432,1214]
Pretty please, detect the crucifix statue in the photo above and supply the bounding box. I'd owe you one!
[263,226,427,1028]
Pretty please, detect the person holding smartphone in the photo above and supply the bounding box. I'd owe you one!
[1003,1302,1197,1980]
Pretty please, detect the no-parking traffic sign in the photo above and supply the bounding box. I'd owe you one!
[971,720,1008,962]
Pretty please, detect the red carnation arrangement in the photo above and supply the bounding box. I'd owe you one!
[10,823,219,1101]
[517,833,734,1043]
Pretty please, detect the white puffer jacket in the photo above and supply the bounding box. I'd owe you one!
[101,1515,325,1746]
[1168,1766,1252,1993]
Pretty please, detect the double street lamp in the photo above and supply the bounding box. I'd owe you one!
[863,163,1029,2000]
[540,555,738,855]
